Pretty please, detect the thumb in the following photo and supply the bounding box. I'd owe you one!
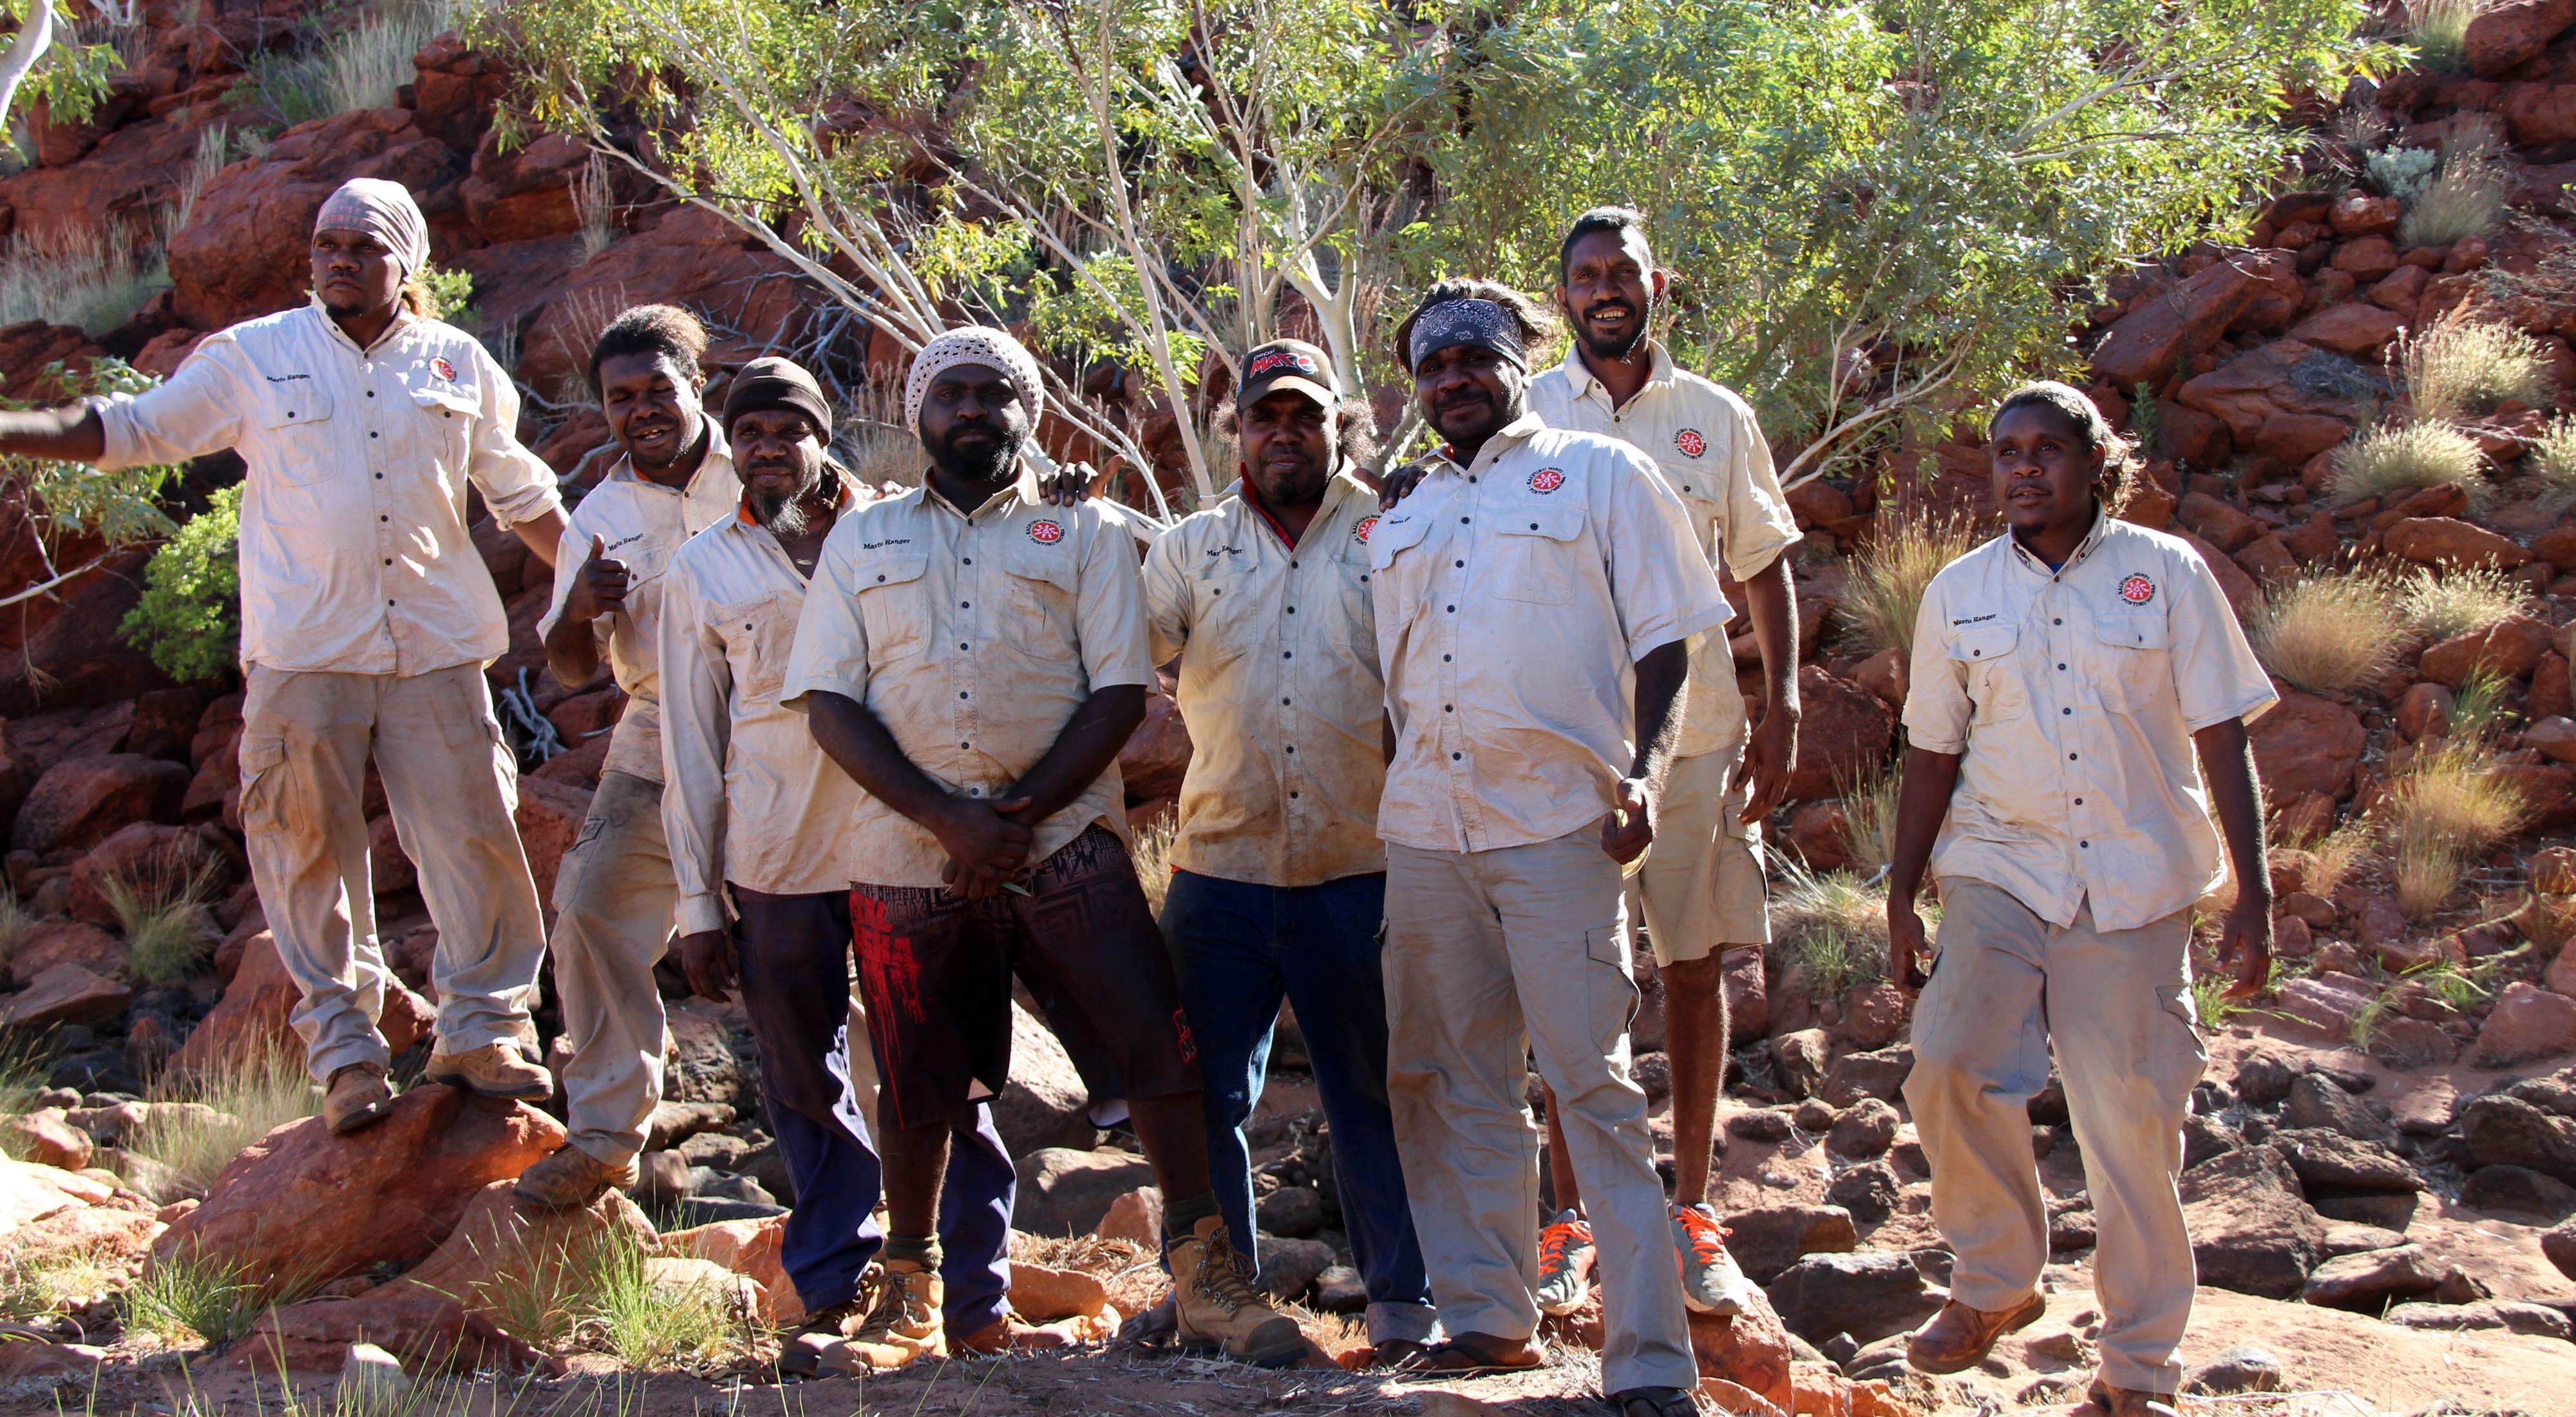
[588,533,607,562]
[991,796,1035,815]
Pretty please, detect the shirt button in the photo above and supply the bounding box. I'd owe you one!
[1451,752,1463,761]
[1460,517,1470,524]
[379,515,388,522]
[2069,752,2078,761]
[959,691,969,699]
[960,601,970,608]
[1528,522,1539,529]
[368,432,378,439]
[1285,745,1296,754]
[961,741,971,750]
[1444,704,1454,712]
[959,643,969,651]
[366,390,374,398]
[877,575,887,582]
[1283,651,1293,659]
[2058,663,2066,670]
[383,558,390,566]
[1446,604,1455,613]
[1291,560,1299,569]
[1282,698,1290,706]
[1285,605,1296,614]
[2061,707,2071,715]
[1443,653,1452,662]
[2074,797,2084,805]
[1468,475,1477,484]
[2080,841,2090,848]
[1289,790,1299,799]
[963,556,972,564]
[375,473,383,479]
[2054,617,2063,625]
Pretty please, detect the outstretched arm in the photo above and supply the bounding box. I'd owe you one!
[0,406,106,463]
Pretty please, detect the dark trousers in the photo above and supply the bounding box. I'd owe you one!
[733,886,1015,1333]
[1160,868,1434,1343]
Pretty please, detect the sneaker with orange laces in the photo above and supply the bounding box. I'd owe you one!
[1671,1202,1757,1317]
[1535,1208,1595,1317]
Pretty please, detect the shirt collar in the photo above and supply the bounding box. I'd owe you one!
[611,422,734,496]
[305,293,415,357]
[2007,504,2112,580]
[1435,410,1548,477]
[1557,339,1676,402]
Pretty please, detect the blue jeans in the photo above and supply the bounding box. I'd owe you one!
[1160,869,1435,1345]
[733,886,1014,1334]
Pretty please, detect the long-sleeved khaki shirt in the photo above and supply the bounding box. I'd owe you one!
[1142,472,1387,887]
[94,298,563,675]
[1528,342,1801,757]
[1902,510,2277,932]
[538,434,739,783]
[1370,414,1731,854]
[659,491,876,935]
[782,471,1156,888]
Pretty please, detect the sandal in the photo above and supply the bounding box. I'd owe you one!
[1607,1386,1698,1417]
[1390,1332,1546,1378]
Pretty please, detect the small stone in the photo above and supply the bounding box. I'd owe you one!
[1791,1098,1839,1133]
[1258,1235,1332,1302]
[1722,1204,1859,1285]
[2302,1243,2443,1311]
[2233,1050,2300,1107]
[1255,1184,1324,1238]
[2461,1164,2576,1221]
[1311,1264,1366,1313]
[2383,1300,2571,1341]
[1825,1099,1899,1159]
[2185,1344,2285,1396]
[1823,1161,1900,1225]
[2540,1219,2576,1280]
[1728,1109,1795,1143]
[340,1342,413,1406]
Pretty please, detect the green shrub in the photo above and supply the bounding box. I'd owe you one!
[121,484,241,685]
[418,263,476,325]
[2329,423,2486,506]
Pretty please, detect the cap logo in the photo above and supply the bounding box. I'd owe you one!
[1247,348,1321,380]
[1675,428,1706,458]
[1528,467,1565,493]
[2119,573,2155,605]
[1353,515,1378,544]
[1027,519,1065,545]
[428,356,457,381]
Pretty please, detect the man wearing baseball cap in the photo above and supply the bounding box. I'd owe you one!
[1138,338,1435,1361]
[0,177,567,1132]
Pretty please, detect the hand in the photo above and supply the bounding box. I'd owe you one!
[1738,701,1800,826]
[563,533,630,622]
[1888,897,1931,994]
[1600,777,1656,864]
[1039,461,1100,508]
[678,929,736,1002]
[1378,460,1429,509]
[933,797,1036,899]
[2217,891,2274,1001]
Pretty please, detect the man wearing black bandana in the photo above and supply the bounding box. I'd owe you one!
[1367,281,1728,1417]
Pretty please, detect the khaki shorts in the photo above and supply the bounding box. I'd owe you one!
[1629,743,1768,967]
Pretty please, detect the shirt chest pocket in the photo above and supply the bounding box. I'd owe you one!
[1003,541,1079,661]
[1323,549,1375,651]
[406,383,478,470]
[258,385,337,485]
[717,593,796,701]
[2087,614,2173,712]
[1949,625,2028,725]
[1188,552,1264,667]
[1365,512,1434,624]
[1491,503,1587,604]
[855,549,932,665]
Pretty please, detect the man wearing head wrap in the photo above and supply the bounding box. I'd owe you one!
[782,327,1300,1370]
[0,178,570,1135]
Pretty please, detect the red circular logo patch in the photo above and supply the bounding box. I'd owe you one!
[428,356,457,381]
[2119,573,2155,605]
[1528,467,1566,493]
[1027,520,1065,544]
[1675,428,1707,458]
[1353,515,1378,544]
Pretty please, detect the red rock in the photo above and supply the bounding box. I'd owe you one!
[2387,517,2531,569]
[235,1289,548,1375]
[2089,260,2261,390]
[545,686,625,747]
[1837,983,1909,1051]
[155,1085,563,1292]
[1689,1294,1795,1412]
[2291,301,2404,356]
[2157,401,2232,466]
[2251,689,2367,801]
[64,821,236,931]
[664,1213,800,1325]
[2253,412,2351,463]
[1848,647,1905,708]
[2232,249,2306,335]
[0,1157,115,1239]
[1788,803,1853,871]
[2329,191,2402,236]
[2418,614,2553,686]
[10,752,189,854]
[5,920,126,988]
[2280,511,2340,564]
[2533,522,2576,571]
[2530,717,2576,763]
[1119,689,1193,804]
[2398,681,2456,739]
[511,777,595,906]
[2473,981,2576,1067]
[411,34,509,153]
[2235,534,2298,585]
[459,129,588,245]
[169,931,436,1074]
[2534,651,2574,719]
[2382,483,2472,526]
[1725,949,1769,1040]
[367,814,415,898]
[2467,0,2576,76]
[0,962,131,1031]
[2181,491,2263,552]
[2371,264,2430,316]
[2498,762,2576,830]
[1,1109,93,1170]
[1785,667,1895,803]
[123,689,204,764]
[2175,530,2259,612]
[374,1179,652,1317]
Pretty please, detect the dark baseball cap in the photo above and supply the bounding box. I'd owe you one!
[1236,339,1339,412]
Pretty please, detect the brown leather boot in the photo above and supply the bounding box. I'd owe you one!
[2087,1378,2181,1416]
[425,1041,554,1100]
[323,1063,392,1136]
[824,1259,945,1371]
[1169,1216,1304,1367]
[511,1144,637,1210]
[1904,1291,2047,1374]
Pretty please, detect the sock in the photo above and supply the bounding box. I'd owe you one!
[884,1234,942,1270]
[1162,1190,1221,1241]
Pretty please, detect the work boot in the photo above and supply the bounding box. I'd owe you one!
[323,1063,392,1136]
[1671,1202,1758,1317]
[1905,1292,2047,1374]
[2086,1378,2181,1417]
[825,1259,945,1371]
[425,1041,554,1101]
[777,1297,868,1376]
[1169,1216,1304,1367]
[1535,1209,1596,1317]
[511,1144,637,1210]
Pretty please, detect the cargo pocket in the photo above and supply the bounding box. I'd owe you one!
[236,736,291,835]
[2155,982,2211,1076]
[487,717,520,812]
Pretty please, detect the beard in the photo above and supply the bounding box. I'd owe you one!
[1578,287,1657,364]
[749,462,826,537]
[925,422,1025,483]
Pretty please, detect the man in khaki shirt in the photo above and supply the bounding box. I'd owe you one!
[1371,283,1727,1417]
[1526,206,1799,1320]
[1888,383,2274,1417]
[1140,339,1433,1358]
[654,359,1020,1366]
[784,327,1299,1369]
[514,308,740,1206]
[0,179,565,1131]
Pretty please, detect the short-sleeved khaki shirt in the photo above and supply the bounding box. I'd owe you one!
[1370,414,1732,854]
[1142,472,1387,887]
[1528,343,1802,757]
[1902,511,2278,931]
[782,471,1157,888]
[538,435,739,783]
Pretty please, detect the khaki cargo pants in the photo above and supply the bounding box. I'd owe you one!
[238,663,547,1083]
[547,768,679,1166]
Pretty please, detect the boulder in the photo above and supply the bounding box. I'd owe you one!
[0,1156,117,1240]
[2275,975,2373,1038]
[2544,1218,2576,1279]
[1784,668,1893,803]
[1011,1146,1155,1237]
[2,1108,93,1171]
[1260,1235,1334,1301]
[663,1213,799,1326]
[152,1085,564,1291]
[1826,1099,1901,1159]
[0,549,175,718]
[2283,1072,2398,1148]
[2459,1094,2576,1183]
[2186,1344,2287,1396]
[2249,690,2366,801]
[2302,1243,2444,1312]
[235,1289,547,1376]
[2181,491,2264,552]
[2386,1299,2574,1340]
[370,1179,654,1324]
[993,1000,1095,1158]
[1118,690,1192,804]
[2178,1146,2327,1298]
[2473,982,2576,1068]
[5,921,127,987]
[2461,1163,2576,1220]
[10,753,189,854]
[512,776,594,906]
[1094,1186,1164,1246]
[1687,1291,1795,1412]
[2271,1129,2420,1193]
[169,931,435,1075]
[1723,1204,1859,1286]
[2329,191,2403,237]
[2289,301,2403,356]
[2418,614,2553,687]
[2527,716,2576,763]
[1762,1252,1942,1344]
[1821,1045,1913,1107]
[0,962,130,1031]
[2090,260,2262,390]
[2466,0,2576,75]
[1824,1161,1902,1224]
[2387,518,2532,571]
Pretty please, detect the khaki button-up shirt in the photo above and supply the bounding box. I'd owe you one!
[1902,511,2277,932]
[1142,473,1387,887]
[659,492,874,935]
[1528,343,1801,757]
[1371,414,1731,854]
[94,299,564,675]
[538,435,739,783]
[782,471,1156,888]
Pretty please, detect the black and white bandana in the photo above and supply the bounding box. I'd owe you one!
[1408,298,1528,372]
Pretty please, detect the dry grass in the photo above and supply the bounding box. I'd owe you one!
[2407,0,2496,71]
[123,1253,270,1345]
[1131,810,1180,917]
[2248,571,2408,694]
[2304,817,2375,898]
[2329,423,2486,507]
[1836,759,1901,873]
[2396,563,2533,640]
[1770,862,1902,998]
[2385,739,2529,918]
[2401,139,2513,247]
[0,888,32,975]
[2401,309,2551,421]
[0,224,171,336]
[2533,416,2576,490]
[1839,511,1979,660]
[133,1043,316,1193]
[99,849,222,986]
[573,153,616,261]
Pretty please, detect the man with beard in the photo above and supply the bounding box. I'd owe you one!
[1370,282,1725,1417]
[784,327,1299,1369]
[0,178,565,1132]
[658,356,1025,1367]
[1523,207,1799,1320]
[1139,339,1435,1362]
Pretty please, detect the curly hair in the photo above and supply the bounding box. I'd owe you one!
[1215,399,1382,478]
[1391,278,1557,373]
[589,304,711,391]
[1990,380,2141,515]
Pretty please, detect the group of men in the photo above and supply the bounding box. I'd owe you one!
[0,175,2278,1417]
